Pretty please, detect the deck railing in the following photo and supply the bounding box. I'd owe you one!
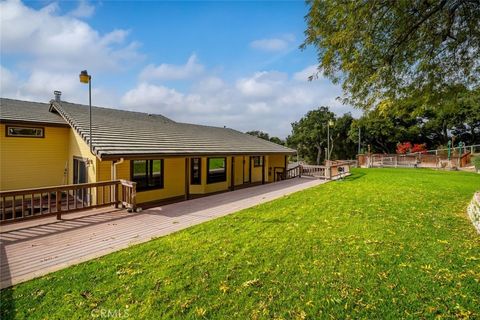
[301,164,327,178]
[358,152,472,169]
[0,180,137,224]
[119,179,137,210]
[284,162,351,180]
[284,166,301,179]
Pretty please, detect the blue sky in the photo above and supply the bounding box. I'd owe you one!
[1,0,357,138]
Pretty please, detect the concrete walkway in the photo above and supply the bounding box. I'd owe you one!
[0,177,326,289]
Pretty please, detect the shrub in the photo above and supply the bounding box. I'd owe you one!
[396,142,427,154]
[411,143,427,154]
[473,156,480,170]
[396,142,412,154]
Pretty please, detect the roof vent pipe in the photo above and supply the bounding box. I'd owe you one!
[54,91,62,102]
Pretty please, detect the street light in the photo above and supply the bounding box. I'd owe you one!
[79,70,93,154]
[327,120,334,161]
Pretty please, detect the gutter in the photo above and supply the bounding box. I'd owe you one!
[111,158,125,180]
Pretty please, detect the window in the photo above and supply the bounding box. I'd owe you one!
[6,125,44,138]
[191,158,202,185]
[131,159,164,191]
[253,156,263,167]
[207,157,226,184]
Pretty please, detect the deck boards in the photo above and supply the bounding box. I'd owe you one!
[0,178,325,289]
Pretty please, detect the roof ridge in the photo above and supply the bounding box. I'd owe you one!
[1,97,50,106]
[55,100,175,122]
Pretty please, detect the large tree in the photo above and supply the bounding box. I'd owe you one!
[303,0,480,109]
[287,107,356,164]
[348,86,480,153]
[246,130,285,145]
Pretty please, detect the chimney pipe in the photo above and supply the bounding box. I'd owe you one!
[54,91,62,102]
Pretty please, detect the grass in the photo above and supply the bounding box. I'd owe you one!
[208,158,226,170]
[133,160,162,175]
[1,168,479,319]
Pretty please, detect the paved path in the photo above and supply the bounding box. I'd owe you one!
[0,177,326,288]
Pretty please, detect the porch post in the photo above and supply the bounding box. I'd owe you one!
[184,158,190,200]
[248,156,252,183]
[262,155,265,184]
[284,155,288,180]
[56,189,62,220]
[230,156,235,191]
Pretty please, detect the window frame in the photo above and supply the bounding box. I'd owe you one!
[130,159,164,191]
[6,125,45,138]
[253,156,263,167]
[207,157,227,184]
[190,157,202,185]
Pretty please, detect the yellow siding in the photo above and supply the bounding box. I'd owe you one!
[97,159,112,182]
[204,157,231,193]
[267,154,286,182]
[234,156,244,186]
[250,159,263,183]
[244,156,250,183]
[0,123,69,190]
[1,121,291,204]
[99,158,186,204]
[189,156,232,194]
[68,129,97,184]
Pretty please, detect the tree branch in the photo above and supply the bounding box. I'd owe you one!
[386,0,448,64]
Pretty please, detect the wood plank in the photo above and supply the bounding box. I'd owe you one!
[1,178,325,289]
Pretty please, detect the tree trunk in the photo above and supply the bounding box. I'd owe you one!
[329,136,337,160]
[442,120,448,144]
[316,145,322,165]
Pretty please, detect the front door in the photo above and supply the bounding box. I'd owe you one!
[73,158,88,203]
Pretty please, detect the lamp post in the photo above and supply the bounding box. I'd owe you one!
[79,70,92,154]
[327,120,334,161]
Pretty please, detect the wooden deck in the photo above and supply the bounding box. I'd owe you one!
[0,177,326,289]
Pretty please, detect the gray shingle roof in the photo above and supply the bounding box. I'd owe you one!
[0,98,67,126]
[50,100,295,159]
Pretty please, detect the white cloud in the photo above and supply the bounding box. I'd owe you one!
[139,54,204,81]
[69,0,95,18]
[0,65,19,97]
[192,76,226,93]
[121,83,184,113]
[0,1,356,138]
[0,0,143,71]
[122,68,359,138]
[0,65,117,107]
[0,0,140,108]
[293,64,320,82]
[247,102,271,114]
[250,34,296,52]
[236,71,287,98]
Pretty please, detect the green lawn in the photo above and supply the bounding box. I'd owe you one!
[1,168,479,319]
[208,158,226,170]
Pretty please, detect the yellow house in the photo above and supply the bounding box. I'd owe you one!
[0,97,295,207]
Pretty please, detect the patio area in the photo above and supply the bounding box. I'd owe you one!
[0,177,326,289]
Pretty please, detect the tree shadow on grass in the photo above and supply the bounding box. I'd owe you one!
[342,171,367,181]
